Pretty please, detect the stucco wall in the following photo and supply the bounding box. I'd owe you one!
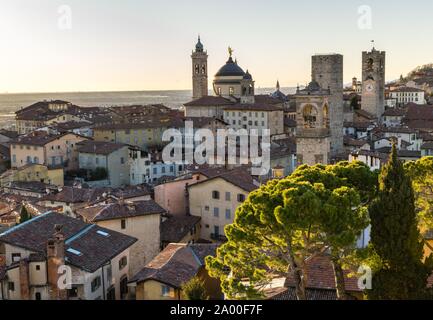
[96,215,160,277]
[188,177,249,241]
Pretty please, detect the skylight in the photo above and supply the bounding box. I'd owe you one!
[67,248,82,256]
[96,230,110,237]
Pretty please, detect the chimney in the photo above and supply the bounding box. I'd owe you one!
[19,259,31,300]
[47,224,67,300]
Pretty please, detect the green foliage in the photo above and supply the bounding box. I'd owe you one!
[405,156,433,230]
[206,161,375,300]
[19,206,31,224]
[89,167,108,181]
[368,146,433,299]
[181,277,209,300]
[66,167,108,181]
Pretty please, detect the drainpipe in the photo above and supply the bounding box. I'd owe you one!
[101,264,107,300]
[99,260,112,300]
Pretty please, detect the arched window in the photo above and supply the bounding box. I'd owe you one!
[33,156,39,164]
[195,64,199,74]
[248,84,253,95]
[26,156,31,164]
[323,104,330,128]
[229,87,234,95]
[367,58,374,70]
[201,65,206,74]
[302,104,318,128]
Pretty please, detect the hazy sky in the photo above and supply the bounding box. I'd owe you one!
[1,0,433,93]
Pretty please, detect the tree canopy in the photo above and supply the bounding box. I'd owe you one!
[368,146,433,299]
[405,156,433,230]
[19,206,31,224]
[181,277,209,300]
[206,161,375,300]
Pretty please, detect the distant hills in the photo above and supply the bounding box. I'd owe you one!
[400,64,433,88]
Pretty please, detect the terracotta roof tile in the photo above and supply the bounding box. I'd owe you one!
[0,212,137,273]
[391,86,425,93]
[268,287,344,300]
[77,140,127,155]
[130,243,218,288]
[42,186,107,204]
[76,200,165,222]
[284,254,361,292]
[184,96,234,107]
[161,215,201,243]
[223,102,282,112]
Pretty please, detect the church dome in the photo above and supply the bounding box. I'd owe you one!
[215,57,246,77]
[195,36,204,52]
[306,80,321,92]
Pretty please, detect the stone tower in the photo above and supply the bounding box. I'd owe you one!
[311,54,344,157]
[295,81,331,166]
[361,47,385,119]
[240,70,255,104]
[191,36,208,100]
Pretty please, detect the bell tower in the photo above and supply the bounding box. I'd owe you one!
[295,81,331,166]
[361,46,385,119]
[191,36,208,100]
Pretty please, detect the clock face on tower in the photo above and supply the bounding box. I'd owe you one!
[366,83,375,93]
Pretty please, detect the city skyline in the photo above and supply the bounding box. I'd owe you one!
[2,0,433,93]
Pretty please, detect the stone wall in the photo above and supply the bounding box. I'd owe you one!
[362,49,386,119]
[312,54,344,156]
[297,136,330,166]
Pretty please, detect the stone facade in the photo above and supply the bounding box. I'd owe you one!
[191,37,208,100]
[297,136,330,166]
[361,48,386,119]
[295,88,331,166]
[311,54,344,156]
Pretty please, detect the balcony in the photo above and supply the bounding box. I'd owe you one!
[210,234,228,242]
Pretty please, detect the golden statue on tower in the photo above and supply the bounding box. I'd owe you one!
[228,46,233,57]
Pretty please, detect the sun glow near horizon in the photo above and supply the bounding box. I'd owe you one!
[1,0,433,93]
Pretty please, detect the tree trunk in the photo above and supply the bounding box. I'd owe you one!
[331,256,348,300]
[286,242,306,300]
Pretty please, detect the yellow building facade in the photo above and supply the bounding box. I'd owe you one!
[0,164,64,187]
[93,125,172,150]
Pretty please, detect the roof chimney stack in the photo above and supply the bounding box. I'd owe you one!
[47,224,67,300]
